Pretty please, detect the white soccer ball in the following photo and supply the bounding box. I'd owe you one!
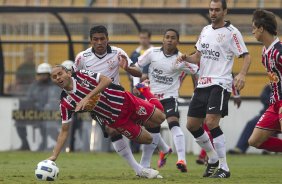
[35,160,59,181]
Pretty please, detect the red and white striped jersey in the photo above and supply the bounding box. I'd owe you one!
[196,21,248,92]
[73,45,133,85]
[60,70,125,124]
[261,38,282,104]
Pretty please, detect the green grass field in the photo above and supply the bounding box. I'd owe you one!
[0,151,281,184]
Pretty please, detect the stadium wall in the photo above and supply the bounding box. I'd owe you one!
[0,97,263,154]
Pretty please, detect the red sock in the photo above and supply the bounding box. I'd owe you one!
[258,137,282,152]
[203,123,213,144]
[142,88,164,112]
[199,149,207,159]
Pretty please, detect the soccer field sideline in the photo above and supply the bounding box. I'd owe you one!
[0,151,281,184]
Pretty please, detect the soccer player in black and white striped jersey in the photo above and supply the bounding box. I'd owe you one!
[177,0,251,178]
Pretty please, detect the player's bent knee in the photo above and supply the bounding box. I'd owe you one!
[135,129,152,144]
[106,126,121,137]
[248,137,260,148]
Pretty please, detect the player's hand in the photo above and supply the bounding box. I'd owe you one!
[118,53,128,70]
[234,73,246,91]
[233,96,242,108]
[133,87,141,96]
[75,96,90,112]
[177,54,188,63]
[47,155,57,161]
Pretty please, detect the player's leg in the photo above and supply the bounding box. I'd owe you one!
[187,87,219,177]
[205,86,231,178]
[248,110,282,152]
[163,98,187,172]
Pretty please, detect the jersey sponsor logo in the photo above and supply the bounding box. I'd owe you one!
[152,68,173,85]
[198,77,212,85]
[233,34,242,53]
[137,106,147,116]
[200,43,220,61]
[83,52,92,57]
[154,93,164,99]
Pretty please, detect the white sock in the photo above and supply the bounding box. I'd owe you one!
[112,137,142,174]
[140,133,160,168]
[213,134,229,171]
[157,135,170,153]
[195,131,218,164]
[170,126,186,163]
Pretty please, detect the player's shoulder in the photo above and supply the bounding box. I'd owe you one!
[77,47,93,58]
[274,40,282,52]
[224,21,240,33]
[110,45,122,54]
[151,46,162,53]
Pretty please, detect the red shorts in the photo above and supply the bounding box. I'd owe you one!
[256,100,282,132]
[109,92,156,140]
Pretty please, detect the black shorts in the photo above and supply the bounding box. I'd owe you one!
[160,97,180,118]
[188,85,231,118]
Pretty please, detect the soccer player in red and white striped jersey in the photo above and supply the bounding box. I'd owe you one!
[48,66,166,173]
[248,9,282,153]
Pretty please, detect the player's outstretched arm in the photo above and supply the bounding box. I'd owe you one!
[75,74,112,112]
[177,50,201,64]
[48,123,70,161]
[119,53,142,77]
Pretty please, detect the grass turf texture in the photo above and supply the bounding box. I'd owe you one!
[0,151,281,184]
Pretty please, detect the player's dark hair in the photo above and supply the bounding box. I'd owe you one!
[210,0,227,10]
[89,25,108,39]
[252,9,277,36]
[139,29,152,38]
[164,28,179,41]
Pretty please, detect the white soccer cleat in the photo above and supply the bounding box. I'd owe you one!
[137,168,160,179]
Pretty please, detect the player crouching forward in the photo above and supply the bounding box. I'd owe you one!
[48,65,165,177]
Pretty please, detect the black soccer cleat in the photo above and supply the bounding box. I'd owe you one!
[203,161,219,177]
[209,168,231,178]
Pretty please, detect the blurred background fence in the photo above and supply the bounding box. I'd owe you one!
[1,0,282,98]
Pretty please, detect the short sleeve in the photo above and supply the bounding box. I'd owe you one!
[73,52,85,72]
[230,30,248,57]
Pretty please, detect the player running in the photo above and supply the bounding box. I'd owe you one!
[134,28,199,172]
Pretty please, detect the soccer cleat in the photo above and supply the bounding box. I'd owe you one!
[158,148,172,168]
[137,168,160,179]
[135,80,150,93]
[203,161,219,177]
[209,168,231,178]
[176,160,188,173]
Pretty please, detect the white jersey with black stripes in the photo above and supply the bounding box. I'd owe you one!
[196,22,248,92]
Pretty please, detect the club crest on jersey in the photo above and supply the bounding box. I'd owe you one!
[137,106,147,116]
[66,96,72,103]
[107,60,115,70]
[216,33,225,43]
[81,79,90,88]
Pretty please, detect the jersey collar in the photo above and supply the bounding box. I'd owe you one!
[212,20,231,30]
[264,37,280,54]
[91,45,112,59]
[160,47,179,57]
